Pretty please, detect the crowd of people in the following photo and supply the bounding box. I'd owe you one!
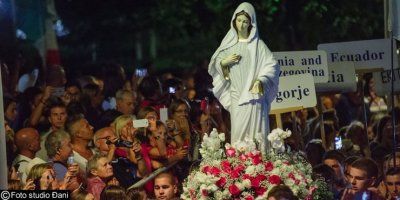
[2,60,400,200]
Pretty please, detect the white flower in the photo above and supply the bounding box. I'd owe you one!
[218,133,225,142]
[236,182,245,191]
[245,165,256,176]
[243,179,251,188]
[232,137,256,153]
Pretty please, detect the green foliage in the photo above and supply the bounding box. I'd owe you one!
[55,0,384,71]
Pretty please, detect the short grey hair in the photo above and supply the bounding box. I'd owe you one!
[86,154,107,176]
[115,89,135,101]
[45,130,71,159]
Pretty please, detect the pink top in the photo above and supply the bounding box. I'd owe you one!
[86,176,106,200]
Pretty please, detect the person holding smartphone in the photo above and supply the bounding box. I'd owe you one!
[111,115,148,188]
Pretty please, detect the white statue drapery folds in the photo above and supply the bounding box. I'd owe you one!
[208,2,280,154]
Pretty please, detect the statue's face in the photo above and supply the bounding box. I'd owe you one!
[235,14,250,37]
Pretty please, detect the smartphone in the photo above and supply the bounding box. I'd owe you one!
[135,68,148,77]
[168,87,176,94]
[52,87,65,97]
[67,155,75,166]
[133,119,149,128]
[160,107,168,124]
[335,136,342,150]
[34,178,41,190]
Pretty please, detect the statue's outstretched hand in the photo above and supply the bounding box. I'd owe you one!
[250,80,263,95]
[220,54,241,80]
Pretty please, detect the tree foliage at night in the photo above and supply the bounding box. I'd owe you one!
[56,0,383,71]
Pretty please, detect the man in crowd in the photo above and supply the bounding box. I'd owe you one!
[37,101,67,161]
[93,127,117,161]
[343,158,383,199]
[323,150,346,191]
[116,89,136,116]
[384,167,400,199]
[154,172,179,200]
[65,114,94,171]
[12,128,44,183]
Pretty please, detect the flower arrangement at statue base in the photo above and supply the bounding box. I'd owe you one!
[181,128,333,200]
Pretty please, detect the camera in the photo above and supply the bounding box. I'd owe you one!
[107,139,133,148]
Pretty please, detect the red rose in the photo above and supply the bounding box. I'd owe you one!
[251,177,261,188]
[264,162,274,171]
[202,166,210,173]
[251,174,267,188]
[216,177,227,188]
[288,172,295,180]
[202,166,221,176]
[245,196,254,200]
[226,148,236,157]
[234,164,245,172]
[229,184,241,196]
[239,154,247,161]
[252,155,262,165]
[295,179,300,185]
[210,167,221,176]
[243,174,252,180]
[221,160,232,172]
[269,175,282,184]
[256,174,267,181]
[255,187,267,196]
[201,189,208,197]
[230,169,241,178]
[283,161,290,165]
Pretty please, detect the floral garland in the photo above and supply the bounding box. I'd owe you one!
[181,128,333,200]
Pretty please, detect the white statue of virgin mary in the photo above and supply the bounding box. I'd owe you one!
[208,2,280,154]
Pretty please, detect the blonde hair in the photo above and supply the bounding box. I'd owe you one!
[113,115,133,138]
[26,163,53,182]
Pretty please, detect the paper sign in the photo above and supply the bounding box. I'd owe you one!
[273,50,329,83]
[318,38,398,71]
[315,62,357,93]
[271,74,317,112]
[373,68,400,96]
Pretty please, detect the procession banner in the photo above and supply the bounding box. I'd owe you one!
[373,68,400,96]
[315,62,357,93]
[318,38,398,71]
[273,50,329,83]
[271,74,317,113]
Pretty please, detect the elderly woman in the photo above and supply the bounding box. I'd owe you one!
[111,115,147,188]
[208,2,279,154]
[86,154,118,200]
[113,115,143,163]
